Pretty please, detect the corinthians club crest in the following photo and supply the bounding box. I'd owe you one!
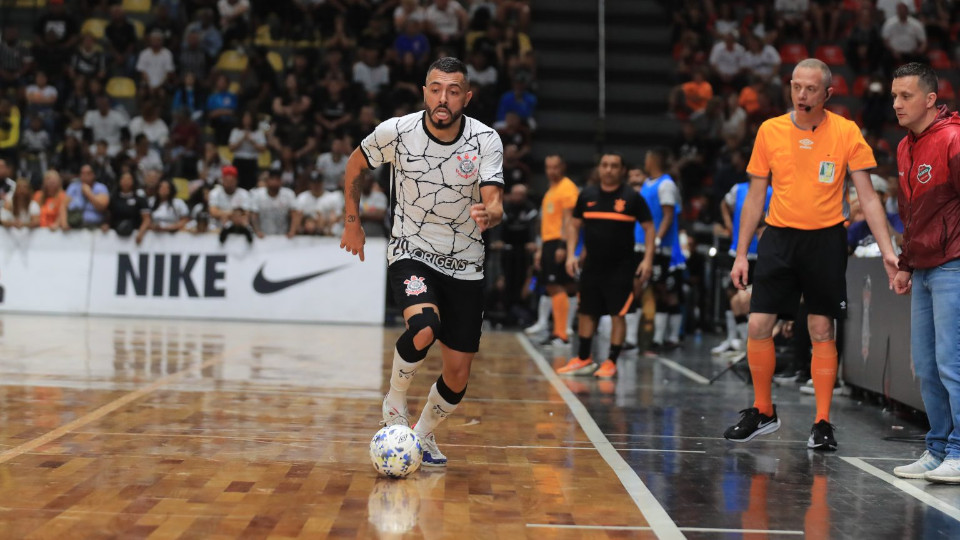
[404,275,427,296]
[456,154,478,179]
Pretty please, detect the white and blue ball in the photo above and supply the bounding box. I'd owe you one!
[369,425,423,478]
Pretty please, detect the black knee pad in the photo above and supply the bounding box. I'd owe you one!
[436,375,467,405]
[396,307,440,362]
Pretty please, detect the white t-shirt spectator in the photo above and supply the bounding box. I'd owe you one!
[360,189,388,237]
[209,185,253,213]
[394,5,426,23]
[218,0,250,19]
[25,84,57,104]
[878,0,916,19]
[228,128,267,160]
[740,45,781,79]
[1,200,40,226]
[251,186,296,235]
[84,108,128,155]
[127,148,164,177]
[315,152,348,192]
[129,116,170,147]
[136,47,176,89]
[151,198,189,228]
[296,190,324,219]
[882,15,926,55]
[353,61,391,95]
[467,64,498,87]
[774,0,810,18]
[425,2,466,39]
[318,189,345,235]
[709,41,746,79]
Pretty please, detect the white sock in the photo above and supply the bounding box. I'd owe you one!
[567,295,579,330]
[725,310,737,341]
[668,313,683,343]
[414,382,459,436]
[737,322,749,341]
[625,309,640,346]
[536,295,551,326]
[596,315,612,360]
[653,312,668,344]
[387,348,423,411]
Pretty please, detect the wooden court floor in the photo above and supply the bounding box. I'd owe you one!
[0,314,654,539]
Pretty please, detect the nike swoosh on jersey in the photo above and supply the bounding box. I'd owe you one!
[252,264,350,294]
[587,201,598,207]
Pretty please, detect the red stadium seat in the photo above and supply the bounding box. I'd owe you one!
[779,43,809,65]
[814,45,846,66]
[852,75,870,97]
[831,74,850,96]
[929,49,952,70]
[939,79,956,100]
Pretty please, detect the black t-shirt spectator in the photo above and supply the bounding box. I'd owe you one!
[71,47,106,79]
[274,117,313,152]
[31,42,71,81]
[314,86,354,123]
[35,12,79,47]
[106,19,138,56]
[109,191,149,230]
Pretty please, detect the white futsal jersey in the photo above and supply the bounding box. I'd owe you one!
[360,111,504,280]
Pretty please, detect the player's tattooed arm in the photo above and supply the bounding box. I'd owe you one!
[340,147,370,261]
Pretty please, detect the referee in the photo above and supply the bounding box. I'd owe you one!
[723,59,898,451]
[555,153,655,378]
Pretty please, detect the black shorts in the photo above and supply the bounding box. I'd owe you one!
[388,259,485,353]
[645,251,684,297]
[579,258,635,317]
[750,224,847,319]
[541,239,573,286]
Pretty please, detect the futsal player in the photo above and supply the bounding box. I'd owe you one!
[555,153,655,378]
[723,59,898,451]
[340,57,504,466]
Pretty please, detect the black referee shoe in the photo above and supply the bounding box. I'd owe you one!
[807,420,838,451]
[724,406,781,442]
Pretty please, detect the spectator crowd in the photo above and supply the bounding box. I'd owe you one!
[0,0,537,247]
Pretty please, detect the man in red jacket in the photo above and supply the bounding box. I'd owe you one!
[890,62,960,484]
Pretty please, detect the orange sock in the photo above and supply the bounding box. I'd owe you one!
[747,337,776,417]
[811,340,838,423]
[551,293,569,341]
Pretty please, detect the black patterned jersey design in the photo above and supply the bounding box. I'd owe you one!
[360,111,504,280]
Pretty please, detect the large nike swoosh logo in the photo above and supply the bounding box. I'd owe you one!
[252,264,350,294]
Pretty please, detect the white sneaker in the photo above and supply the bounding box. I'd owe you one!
[711,338,741,355]
[524,321,547,335]
[381,395,410,427]
[925,457,960,483]
[894,450,942,479]
[418,431,447,466]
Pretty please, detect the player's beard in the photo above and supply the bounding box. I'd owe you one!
[427,104,462,130]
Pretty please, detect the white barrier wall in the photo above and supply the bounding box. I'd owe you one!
[0,229,387,324]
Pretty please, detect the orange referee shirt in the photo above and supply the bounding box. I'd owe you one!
[747,110,876,230]
[540,177,578,241]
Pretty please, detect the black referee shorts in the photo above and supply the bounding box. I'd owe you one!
[541,239,574,286]
[388,259,485,353]
[750,223,847,319]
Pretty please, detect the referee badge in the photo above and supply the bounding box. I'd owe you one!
[818,161,836,184]
[456,154,478,179]
[404,275,428,296]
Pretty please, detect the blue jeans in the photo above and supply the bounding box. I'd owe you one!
[912,258,960,459]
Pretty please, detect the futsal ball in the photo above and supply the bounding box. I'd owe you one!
[370,425,423,478]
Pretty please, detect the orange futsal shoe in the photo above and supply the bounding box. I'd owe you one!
[556,357,596,375]
[593,360,617,378]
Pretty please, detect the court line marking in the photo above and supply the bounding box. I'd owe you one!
[840,457,960,522]
[526,524,803,535]
[518,334,684,540]
[654,356,710,384]
[0,341,252,465]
